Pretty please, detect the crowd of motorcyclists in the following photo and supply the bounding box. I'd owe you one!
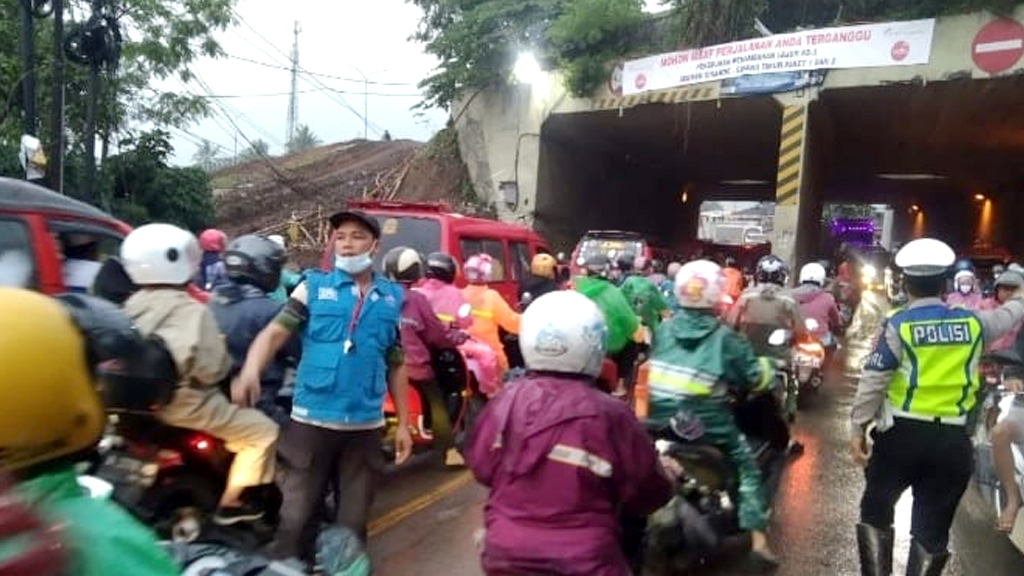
[5,207,1024,576]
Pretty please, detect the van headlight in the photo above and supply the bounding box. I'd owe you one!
[862,265,877,280]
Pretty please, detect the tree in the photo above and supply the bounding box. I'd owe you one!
[546,0,646,96]
[192,140,222,170]
[241,139,270,161]
[286,124,321,154]
[0,0,237,202]
[100,129,217,230]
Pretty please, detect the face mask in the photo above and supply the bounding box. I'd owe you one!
[957,283,972,295]
[335,252,373,274]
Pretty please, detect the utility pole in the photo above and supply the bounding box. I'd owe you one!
[286,21,300,146]
[351,66,386,140]
[47,0,64,193]
[19,0,36,136]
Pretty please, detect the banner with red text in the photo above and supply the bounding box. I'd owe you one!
[623,19,936,95]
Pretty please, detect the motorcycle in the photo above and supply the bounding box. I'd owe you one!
[382,304,491,467]
[973,350,1024,554]
[791,318,836,399]
[642,378,794,573]
[767,328,799,422]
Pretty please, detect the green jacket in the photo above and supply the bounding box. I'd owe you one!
[620,275,669,331]
[647,309,775,421]
[10,467,178,576]
[575,276,640,355]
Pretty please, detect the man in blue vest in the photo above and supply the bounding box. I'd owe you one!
[232,209,412,571]
[850,238,1024,576]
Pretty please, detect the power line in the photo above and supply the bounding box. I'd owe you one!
[201,87,423,99]
[228,12,388,137]
[223,53,419,86]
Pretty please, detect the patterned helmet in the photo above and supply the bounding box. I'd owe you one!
[464,254,494,284]
[674,259,725,309]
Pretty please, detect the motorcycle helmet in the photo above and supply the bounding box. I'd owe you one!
[799,262,827,287]
[120,223,202,286]
[895,238,955,297]
[666,261,682,280]
[530,253,557,279]
[223,234,286,293]
[650,259,665,274]
[674,260,724,309]
[952,258,974,274]
[724,256,737,268]
[267,234,286,249]
[953,269,976,294]
[425,252,458,284]
[383,246,425,284]
[520,291,607,378]
[0,289,105,472]
[199,228,227,253]
[755,255,788,286]
[464,254,494,284]
[57,293,178,413]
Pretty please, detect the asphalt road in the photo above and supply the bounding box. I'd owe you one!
[366,348,1024,575]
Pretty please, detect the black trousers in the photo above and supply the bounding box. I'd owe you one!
[270,420,384,565]
[860,417,973,553]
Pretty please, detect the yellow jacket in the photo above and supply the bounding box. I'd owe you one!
[462,285,520,372]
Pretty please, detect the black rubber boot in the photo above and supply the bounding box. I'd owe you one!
[856,523,894,576]
[905,540,949,576]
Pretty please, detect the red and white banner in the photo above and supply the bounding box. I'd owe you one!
[623,18,936,95]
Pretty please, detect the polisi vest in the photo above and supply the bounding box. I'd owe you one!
[886,305,984,419]
[294,269,403,425]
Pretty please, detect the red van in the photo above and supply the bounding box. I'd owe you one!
[320,200,549,307]
[0,177,132,294]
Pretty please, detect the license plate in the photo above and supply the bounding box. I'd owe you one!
[795,356,822,368]
[99,454,159,487]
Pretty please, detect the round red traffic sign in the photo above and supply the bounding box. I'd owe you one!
[891,41,910,61]
[972,18,1024,74]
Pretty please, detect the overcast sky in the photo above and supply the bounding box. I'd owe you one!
[168,0,670,165]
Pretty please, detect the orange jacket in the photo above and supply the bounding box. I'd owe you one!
[723,267,744,300]
[462,285,521,372]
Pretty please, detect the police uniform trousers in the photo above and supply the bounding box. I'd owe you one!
[860,416,973,553]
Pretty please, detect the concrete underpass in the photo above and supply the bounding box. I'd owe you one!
[531,73,1024,266]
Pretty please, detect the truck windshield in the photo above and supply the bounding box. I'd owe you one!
[369,215,442,271]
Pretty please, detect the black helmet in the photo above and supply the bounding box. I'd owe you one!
[56,293,178,412]
[425,252,457,284]
[756,255,788,285]
[223,235,286,293]
[650,259,665,274]
[581,253,611,277]
[953,258,974,274]
[383,246,425,283]
[724,256,737,268]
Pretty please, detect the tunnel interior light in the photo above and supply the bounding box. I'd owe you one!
[974,193,986,201]
[512,52,542,84]
[876,173,945,181]
[909,204,920,213]
[680,190,689,203]
[720,179,771,185]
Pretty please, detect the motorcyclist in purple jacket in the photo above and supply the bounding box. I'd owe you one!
[466,290,675,576]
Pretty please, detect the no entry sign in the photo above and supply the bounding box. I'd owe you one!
[972,18,1024,74]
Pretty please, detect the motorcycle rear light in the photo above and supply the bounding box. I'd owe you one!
[796,342,825,357]
[156,449,183,469]
[189,435,213,453]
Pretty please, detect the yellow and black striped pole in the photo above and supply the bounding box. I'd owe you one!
[775,103,808,207]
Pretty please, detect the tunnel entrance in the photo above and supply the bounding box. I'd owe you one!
[816,76,1024,260]
[534,96,783,252]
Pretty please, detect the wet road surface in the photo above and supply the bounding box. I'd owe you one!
[367,351,1024,575]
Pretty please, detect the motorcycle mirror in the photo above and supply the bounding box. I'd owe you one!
[457,303,472,319]
[805,318,820,331]
[768,328,789,347]
[522,292,533,305]
[557,252,566,263]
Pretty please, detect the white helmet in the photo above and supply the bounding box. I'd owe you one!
[267,234,286,249]
[674,259,724,309]
[520,291,607,378]
[953,269,975,284]
[895,238,955,277]
[666,261,682,280]
[120,223,201,286]
[799,262,827,286]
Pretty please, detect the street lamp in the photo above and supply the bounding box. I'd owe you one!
[348,65,388,139]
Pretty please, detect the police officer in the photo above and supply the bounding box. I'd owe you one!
[850,238,1024,576]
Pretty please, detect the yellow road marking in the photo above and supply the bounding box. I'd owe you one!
[367,470,473,538]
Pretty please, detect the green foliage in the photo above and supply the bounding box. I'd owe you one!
[547,0,647,96]
[286,124,322,154]
[100,129,216,230]
[241,139,270,161]
[409,0,564,110]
